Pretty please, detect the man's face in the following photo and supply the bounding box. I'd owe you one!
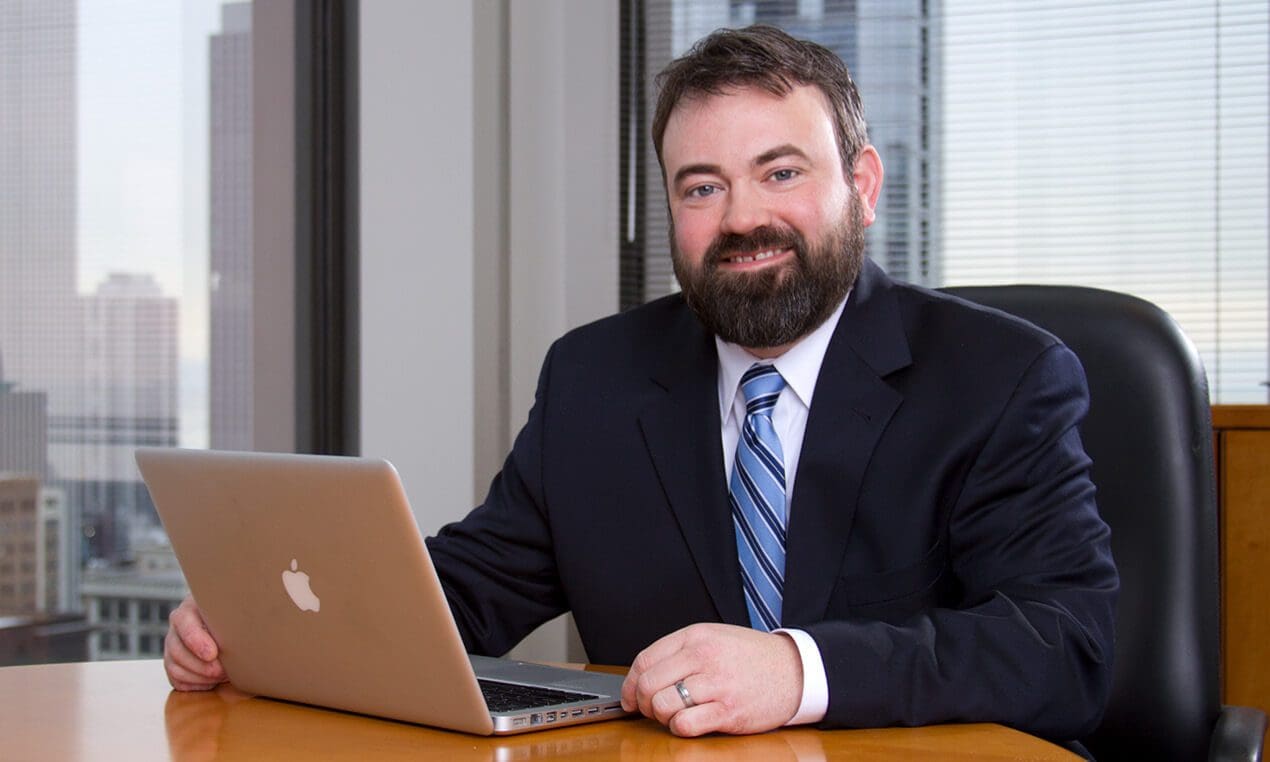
[660,85,878,352]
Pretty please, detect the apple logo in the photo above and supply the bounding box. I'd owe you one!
[281,559,321,612]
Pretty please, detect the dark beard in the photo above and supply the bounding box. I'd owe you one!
[671,199,865,349]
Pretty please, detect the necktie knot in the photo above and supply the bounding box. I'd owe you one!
[740,364,786,416]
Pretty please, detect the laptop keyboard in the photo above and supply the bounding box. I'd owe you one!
[478,678,600,712]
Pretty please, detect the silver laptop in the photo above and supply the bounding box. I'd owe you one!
[135,447,631,735]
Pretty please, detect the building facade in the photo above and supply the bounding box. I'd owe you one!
[209,2,254,450]
[0,478,66,615]
[80,543,187,660]
[72,273,179,562]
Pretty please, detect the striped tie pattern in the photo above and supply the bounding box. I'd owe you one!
[729,363,788,632]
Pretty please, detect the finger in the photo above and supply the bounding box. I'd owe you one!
[634,649,701,718]
[651,677,712,726]
[165,655,222,691]
[622,627,690,710]
[165,653,222,690]
[171,599,219,662]
[164,627,225,685]
[164,624,222,678]
[669,701,730,738]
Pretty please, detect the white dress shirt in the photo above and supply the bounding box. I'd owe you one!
[715,294,849,726]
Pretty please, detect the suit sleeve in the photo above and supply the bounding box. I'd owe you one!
[424,344,567,657]
[805,343,1118,740]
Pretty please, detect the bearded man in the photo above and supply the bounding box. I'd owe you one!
[165,25,1117,746]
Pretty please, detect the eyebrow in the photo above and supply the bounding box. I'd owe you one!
[753,144,810,167]
[671,144,812,191]
[672,163,723,191]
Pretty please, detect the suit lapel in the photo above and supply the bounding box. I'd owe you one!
[637,306,750,626]
[783,260,911,627]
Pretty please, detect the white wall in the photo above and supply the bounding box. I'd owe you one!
[359,0,618,661]
[507,2,620,420]
[360,0,476,530]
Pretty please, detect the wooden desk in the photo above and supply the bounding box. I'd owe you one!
[0,660,1079,761]
[1213,405,1270,715]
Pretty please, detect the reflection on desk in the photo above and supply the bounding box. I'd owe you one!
[1,659,1080,761]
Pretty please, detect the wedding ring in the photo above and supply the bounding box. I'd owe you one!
[675,679,695,709]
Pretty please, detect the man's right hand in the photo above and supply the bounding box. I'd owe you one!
[164,596,227,691]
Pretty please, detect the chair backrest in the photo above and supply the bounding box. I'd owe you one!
[942,285,1221,761]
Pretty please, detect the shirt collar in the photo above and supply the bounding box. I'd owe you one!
[715,291,850,423]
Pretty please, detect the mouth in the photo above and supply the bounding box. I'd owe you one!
[719,247,794,267]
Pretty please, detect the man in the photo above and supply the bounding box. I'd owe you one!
[165,25,1117,743]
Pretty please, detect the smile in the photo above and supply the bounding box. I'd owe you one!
[723,248,790,264]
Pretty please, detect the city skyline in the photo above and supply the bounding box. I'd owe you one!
[1,2,228,634]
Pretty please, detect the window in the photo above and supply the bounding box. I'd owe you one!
[622,0,1268,401]
[1,2,252,635]
[0,0,353,666]
[941,0,1268,402]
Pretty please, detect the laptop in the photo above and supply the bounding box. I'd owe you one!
[135,447,631,735]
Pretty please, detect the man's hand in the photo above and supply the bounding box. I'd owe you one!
[164,596,228,691]
[620,623,803,737]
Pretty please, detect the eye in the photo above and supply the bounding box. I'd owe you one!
[770,168,799,182]
[686,183,721,199]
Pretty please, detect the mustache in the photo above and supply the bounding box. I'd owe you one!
[705,226,805,265]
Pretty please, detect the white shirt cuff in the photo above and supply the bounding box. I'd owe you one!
[774,627,828,725]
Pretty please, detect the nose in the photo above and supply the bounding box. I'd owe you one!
[719,183,770,235]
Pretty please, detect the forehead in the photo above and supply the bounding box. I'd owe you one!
[661,84,838,171]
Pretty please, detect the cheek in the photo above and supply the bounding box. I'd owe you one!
[671,209,719,260]
[785,196,840,234]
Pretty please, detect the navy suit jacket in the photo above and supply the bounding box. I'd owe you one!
[427,259,1118,740]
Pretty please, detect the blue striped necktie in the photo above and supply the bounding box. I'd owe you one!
[730,363,788,632]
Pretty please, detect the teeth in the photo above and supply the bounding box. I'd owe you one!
[730,249,781,263]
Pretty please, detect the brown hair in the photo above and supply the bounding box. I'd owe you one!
[652,24,868,179]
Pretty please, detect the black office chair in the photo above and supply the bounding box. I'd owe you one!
[942,285,1267,762]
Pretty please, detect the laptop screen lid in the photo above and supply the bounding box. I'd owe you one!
[136,448,623,735]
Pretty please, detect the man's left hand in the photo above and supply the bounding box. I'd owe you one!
[620,623,803,736]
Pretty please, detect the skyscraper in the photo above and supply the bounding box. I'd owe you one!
[209,2,254,450]
[73,273,179,561]
[0,0,84,449]
[0,355,48,478]
[853,0,941,285]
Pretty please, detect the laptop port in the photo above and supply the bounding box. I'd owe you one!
[571,709,584,717]
[587,707,600,715]
[545,712,556,722]
[530,714,542,725]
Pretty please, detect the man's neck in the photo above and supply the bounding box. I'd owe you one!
[741,340,799,360]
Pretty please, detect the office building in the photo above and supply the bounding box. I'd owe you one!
[209,2,255,450]
[853,0,941,285]
[0,0,85,445]
[0,358,48,478]
[81,542,187,660]
[69,274,179,563]
[0,477,65,615]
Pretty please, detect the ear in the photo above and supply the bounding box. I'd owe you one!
[851,145,884,227]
